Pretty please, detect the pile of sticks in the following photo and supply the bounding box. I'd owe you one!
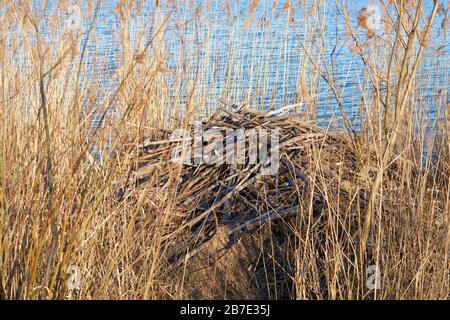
[123,106,377,263]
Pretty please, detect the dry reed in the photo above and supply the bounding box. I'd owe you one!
[0,0,448,300]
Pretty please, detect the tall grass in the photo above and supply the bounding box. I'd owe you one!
[0,0,448,299]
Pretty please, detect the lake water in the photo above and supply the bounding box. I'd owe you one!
[31,1,450,128]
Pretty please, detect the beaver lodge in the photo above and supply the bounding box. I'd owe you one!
[116,106,448,299]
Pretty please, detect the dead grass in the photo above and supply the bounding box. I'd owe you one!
[0,0,448,300]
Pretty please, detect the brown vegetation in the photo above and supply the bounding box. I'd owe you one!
[0,0,448,299]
